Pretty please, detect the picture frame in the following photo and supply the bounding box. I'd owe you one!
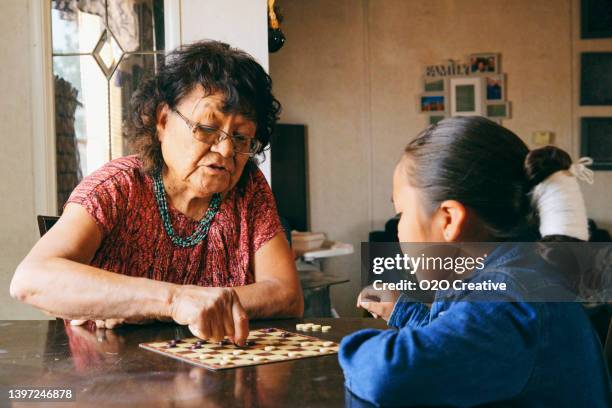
[429,115,446,125]
[419,93,447,114]
[484,73,505,101]
[423,76,446,93]
[469,53,499,74]
[581,117,612,170]
[486,101,511,119]
[580,52,612,106]
[450,77,484,116]
[581,0,612,39]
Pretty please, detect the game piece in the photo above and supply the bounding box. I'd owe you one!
[262,328,276,333]
[312,324,322,331]
[140,328,340,371]
[218,339,230,346]
[166,340,177,348]
[296,324,304,331]
[301,325,311,331]
[322,325,332,332]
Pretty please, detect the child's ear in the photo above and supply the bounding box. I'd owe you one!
[436,200,467,242]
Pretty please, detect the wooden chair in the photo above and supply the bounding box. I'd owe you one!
[37,215,59,237]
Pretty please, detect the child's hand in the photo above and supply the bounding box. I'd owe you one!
[357,286,401,322]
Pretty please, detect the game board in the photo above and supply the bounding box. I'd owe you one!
[139,328,339,371]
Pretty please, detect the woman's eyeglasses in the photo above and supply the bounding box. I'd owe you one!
[172,108,261,156]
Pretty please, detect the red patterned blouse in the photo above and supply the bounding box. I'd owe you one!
[66,155,283,287]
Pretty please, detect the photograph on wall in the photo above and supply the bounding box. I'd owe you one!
[485,74,505,101]
[470,53,499,73]
[419,93,446,114]
[424,77,446,92]
[486,102,511,119]
[450,77,484,116]
[429,115,446,125]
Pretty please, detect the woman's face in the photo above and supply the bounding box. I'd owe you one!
[157,87,256,196]
[392,158,445,243]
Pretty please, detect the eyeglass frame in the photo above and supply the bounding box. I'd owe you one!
[172,108,262,156]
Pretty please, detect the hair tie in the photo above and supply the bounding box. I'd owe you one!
[569,157,594,185]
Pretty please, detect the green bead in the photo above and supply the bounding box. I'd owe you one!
[152,172,221,247]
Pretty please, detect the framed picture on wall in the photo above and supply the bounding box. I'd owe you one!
[581,117,612,170]
[423,77,446,93]
[429,115,446,125]
[486,102,511,119]
[469,53,499,74]
[419,93,447,114]
[581,52,612,105]
[450,77,484,116]
[485,74,505,101]
[581,0,612,39]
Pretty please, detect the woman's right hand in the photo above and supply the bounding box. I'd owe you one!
[170,285,249,346]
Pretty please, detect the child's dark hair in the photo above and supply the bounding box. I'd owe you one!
[403,116,579,242]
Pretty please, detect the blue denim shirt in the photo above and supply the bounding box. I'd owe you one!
[339,246,612,407]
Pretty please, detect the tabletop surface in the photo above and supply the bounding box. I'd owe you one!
[0,318,387,407]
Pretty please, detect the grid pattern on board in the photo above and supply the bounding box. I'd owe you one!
[139,328,339,371]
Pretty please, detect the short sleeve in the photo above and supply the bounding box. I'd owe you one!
[65,161,132,237]
[247,168,284,253]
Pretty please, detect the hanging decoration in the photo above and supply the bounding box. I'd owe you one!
[268,0,285,53]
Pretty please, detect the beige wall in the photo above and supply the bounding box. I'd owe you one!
[0,0,47,319]
[270,0,612,316]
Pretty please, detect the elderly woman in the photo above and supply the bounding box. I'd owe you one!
[10,40,303,346]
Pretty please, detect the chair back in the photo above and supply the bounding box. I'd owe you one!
[37,215,59,237]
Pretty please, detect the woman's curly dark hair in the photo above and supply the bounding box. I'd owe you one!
[126,40,281,174]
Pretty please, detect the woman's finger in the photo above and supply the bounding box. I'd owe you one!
[231,300,249,347]
[188,323,206,340]
[223,303,235,340]
[210,309,225,342]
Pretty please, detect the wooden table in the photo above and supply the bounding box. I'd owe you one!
[0,318,387,407]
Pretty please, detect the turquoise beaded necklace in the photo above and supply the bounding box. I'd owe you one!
[152,172,221,248]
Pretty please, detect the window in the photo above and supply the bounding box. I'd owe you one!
[51,0,165,210]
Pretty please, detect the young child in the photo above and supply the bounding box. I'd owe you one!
[339,117,611,407]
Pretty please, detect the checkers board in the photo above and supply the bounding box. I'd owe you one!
[139,328,340,371]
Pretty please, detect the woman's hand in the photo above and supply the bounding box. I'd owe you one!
[357,286,402,322]
[170,286,249,346]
